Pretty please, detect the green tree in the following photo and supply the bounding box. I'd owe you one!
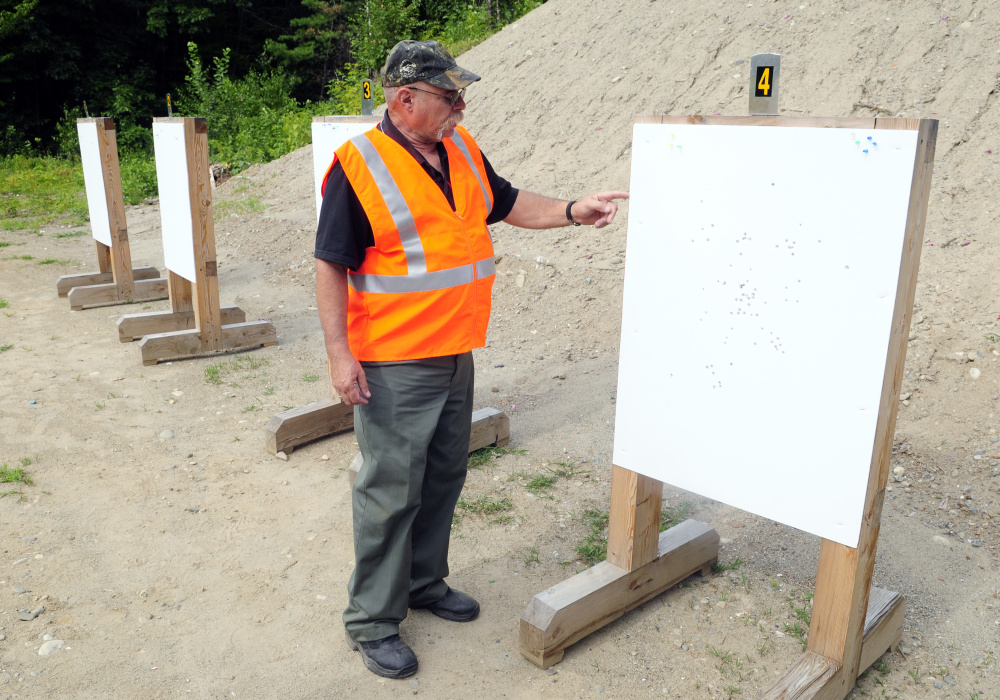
[348,0,419,78]
[266,0,352,100]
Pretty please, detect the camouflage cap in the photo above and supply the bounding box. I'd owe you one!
[381,40,481,90]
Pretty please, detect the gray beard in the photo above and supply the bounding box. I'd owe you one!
[435,110,464,140]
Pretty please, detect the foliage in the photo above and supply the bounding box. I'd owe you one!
[349,0,419,78]
[575,508,610,566]
[266,0,352,100]
[0,154,87,230]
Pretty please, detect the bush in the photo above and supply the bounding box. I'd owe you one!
[119,149,158,205]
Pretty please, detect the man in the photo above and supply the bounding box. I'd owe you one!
[315,39,628,679]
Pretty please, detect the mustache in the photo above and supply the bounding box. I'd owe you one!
[436,110,464,139]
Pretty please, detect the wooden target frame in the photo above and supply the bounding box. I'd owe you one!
[56,118,167,309]
[519,116,937,700]
[117,117,276,365]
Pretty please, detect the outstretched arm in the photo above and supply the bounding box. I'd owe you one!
[503,190,629,230]
[316,258,370,406]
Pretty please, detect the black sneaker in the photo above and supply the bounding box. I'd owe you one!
[346,631,418,679]
[414,588,480,622]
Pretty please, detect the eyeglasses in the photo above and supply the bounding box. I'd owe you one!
[405,86,466,108]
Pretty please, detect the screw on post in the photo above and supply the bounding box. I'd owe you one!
[167,93,173,118]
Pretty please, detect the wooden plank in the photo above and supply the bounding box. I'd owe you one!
[184,117,222,351]
[117,305,245,342]
[168,271,193,313]
[634,115,875,129]
[345,408,511,484]
[68,276,169,311]
[96,118,134,299]
[264,398,354,455]
[858,588,904,673]
[96,240,112,274]
[758,652,841,700]
[519,519,719,669]
[57,266,160,296]
[762,118,937,700]
[138,320,277,365]
[607,464,663,571]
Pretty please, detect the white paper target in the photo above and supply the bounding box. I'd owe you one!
[312,120,377,221]
[153,121,197,282]
[613,123,919,548]
[77,122,112,246]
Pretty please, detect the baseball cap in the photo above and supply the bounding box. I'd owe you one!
[381,40,481,89]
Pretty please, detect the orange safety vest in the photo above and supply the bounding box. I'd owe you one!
[329,125,496,361]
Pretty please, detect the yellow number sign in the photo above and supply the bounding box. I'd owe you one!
[755,67,772,97]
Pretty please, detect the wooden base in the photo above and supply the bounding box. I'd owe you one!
[138,320,277,365]
[56,266,162,296]
[117,305,246,342]
[67,276,169,310]
[519,519,719,669]
[264,398,354,455]
[346,407,511,485]
[760,587,904,700]
[265,399,510,458]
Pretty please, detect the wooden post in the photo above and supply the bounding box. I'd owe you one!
[607,465,663,571]
[119,117,277,364]
[58,117,167,308]
[760,117,937,699]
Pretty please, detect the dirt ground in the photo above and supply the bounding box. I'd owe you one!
[2,0,999,697]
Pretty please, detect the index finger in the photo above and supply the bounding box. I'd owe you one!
[595,190,630,202]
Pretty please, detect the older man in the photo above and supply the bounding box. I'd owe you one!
[315,39,627,679]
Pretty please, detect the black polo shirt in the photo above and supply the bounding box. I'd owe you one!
[314,113,519,271]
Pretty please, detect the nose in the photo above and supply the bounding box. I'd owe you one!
[453,93,466,110]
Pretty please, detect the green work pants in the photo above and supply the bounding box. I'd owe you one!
[343,352,474,642]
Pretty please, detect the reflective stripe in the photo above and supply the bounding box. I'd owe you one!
[350,255,495,294]
[448,131,493,217]
[349,264,474,294]
[350,134,427,273]
[475,256,496,279]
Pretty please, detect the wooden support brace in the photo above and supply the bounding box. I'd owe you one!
[57,266,162,297]
[759,587,904,700]
[137,320,277,366]
[68,277,169,310]
[117,305,246,342]
[344,407,511,485]
[519,519,719,669]
[264,398,355,456]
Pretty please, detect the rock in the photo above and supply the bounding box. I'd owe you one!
[491,386,499,392]
[37,639,64,656]
[159,429,174,440]
[944,675,956,685]
[320,455,329,461]
[969,368,981,379]
[515,273,525,288]
[933,535,950,545]
[18,606,44,621]
[12,586,26,594]
[610,257,623,264]
[893,466,905,476]
[276,451,289,461]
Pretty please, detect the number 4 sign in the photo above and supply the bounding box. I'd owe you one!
[749,53,781,115]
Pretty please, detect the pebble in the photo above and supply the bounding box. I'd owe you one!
[610,257,623,264]
[0,634,5,641]
[320,455,329,461]
[969,368,981,379]
[18,606,44,621]
[933,535,950,545]
[944,675,956,685]
[37,639,64,656]
[409,680,419,688]
[893,466,905,476]
[12,586,26,594]
[595,686,605,694]
[160,429,174,439]
[276,451,289,461]
[494,363,504,368]
[491,386,499,392]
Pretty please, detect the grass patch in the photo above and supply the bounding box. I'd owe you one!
[523,472,557,495]
[204,352,270,384]
[457,495,513,525]
[466,445,526,469]
[712,557,746,573]
[0,241,11,247]
[301,372,319,382]
[214,181,267,219]
[36,258,70,265]
[0,155,88,231]
[51,230,87,238]
[0,463,33,485]
[0,298,7,308]
[575,508,610,566]
[985,333,1000,343]
[6,254,32,260]
[0,344,14,352]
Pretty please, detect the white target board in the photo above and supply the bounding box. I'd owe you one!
[77,121,113,246]
[613,123,919,548]
[312,120,376,221]
[152,121,197,282]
